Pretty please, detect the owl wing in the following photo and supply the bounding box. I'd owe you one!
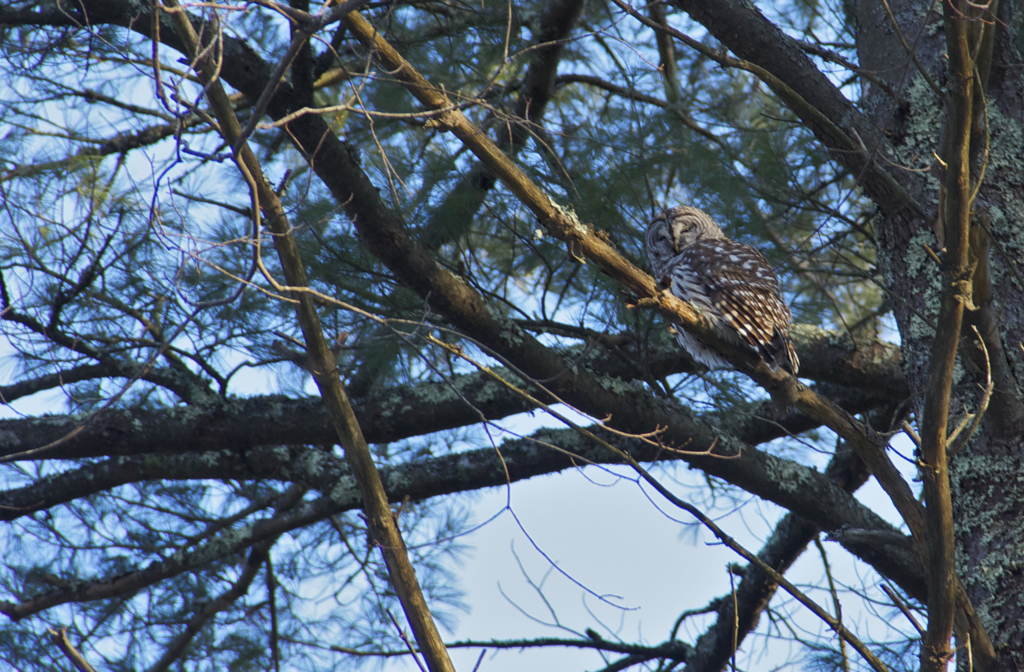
[679,239,798,373]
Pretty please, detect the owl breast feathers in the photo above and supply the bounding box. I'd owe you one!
[645,206,799,374]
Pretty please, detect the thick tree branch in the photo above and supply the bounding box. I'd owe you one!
[684,441,870,672]
[0,426,928,621]
[0,325,903,462]
[0,377,883,462]
[661,0,926,224]
[290,634,691,661]
[0,7,80,26]
[0,117,202,184]
[0,364,112,403]
[0,424,881,533]
[0,319,904,404]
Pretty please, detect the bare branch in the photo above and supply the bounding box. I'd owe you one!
[629,461,890,672]
[145,487,304,672]
[916,3,997,668]
[47,628,97,672]
[161,1,455,667]
[685,442,869,672]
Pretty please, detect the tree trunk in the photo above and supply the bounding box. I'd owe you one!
[857,0,1024,666]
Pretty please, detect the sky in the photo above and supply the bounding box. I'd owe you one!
[367,411,920,672]
[0,4,919,660]
[0,358,922,671]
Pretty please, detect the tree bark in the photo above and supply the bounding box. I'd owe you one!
[853,0,1024,668]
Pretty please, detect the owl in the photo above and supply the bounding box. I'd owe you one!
[645,206,799,374]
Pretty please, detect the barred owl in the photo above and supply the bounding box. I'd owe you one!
[645,206,799,374]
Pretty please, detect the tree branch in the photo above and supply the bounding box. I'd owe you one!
[160,2,454,669]
[46,627,97,672]
[0,485,331,620]
[662,0,926,223]
[0,425,928,623]
[684,441,870,672]
[419,0,586,249]
[145,487,302,672]
[916,2,980,669]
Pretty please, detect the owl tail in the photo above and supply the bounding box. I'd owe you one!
[764,332,800,375]
[782,336,800,376]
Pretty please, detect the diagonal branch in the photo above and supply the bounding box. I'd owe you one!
[336,9,992,661]
[419,0,586,249]
[47,628,97,672]
[684,441,870,672]
[630,459,890,672]
[160,3,455,670]
[661,0,926,224]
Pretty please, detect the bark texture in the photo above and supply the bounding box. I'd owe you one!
[4,0,1024,668]
[853,0,1024,666]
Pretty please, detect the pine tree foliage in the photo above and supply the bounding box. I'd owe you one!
[1,0,1023,670]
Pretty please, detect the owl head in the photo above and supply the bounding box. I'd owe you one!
[645,206,724,281]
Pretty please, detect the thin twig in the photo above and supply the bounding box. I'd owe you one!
[880,0,944,97]
[630,463,890,672]
[388,610,428,672]
[948,325,993,456]
[882,583,926,636]
[816,536,850,672]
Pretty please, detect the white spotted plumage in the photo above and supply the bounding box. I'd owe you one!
[645,206,799,374]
